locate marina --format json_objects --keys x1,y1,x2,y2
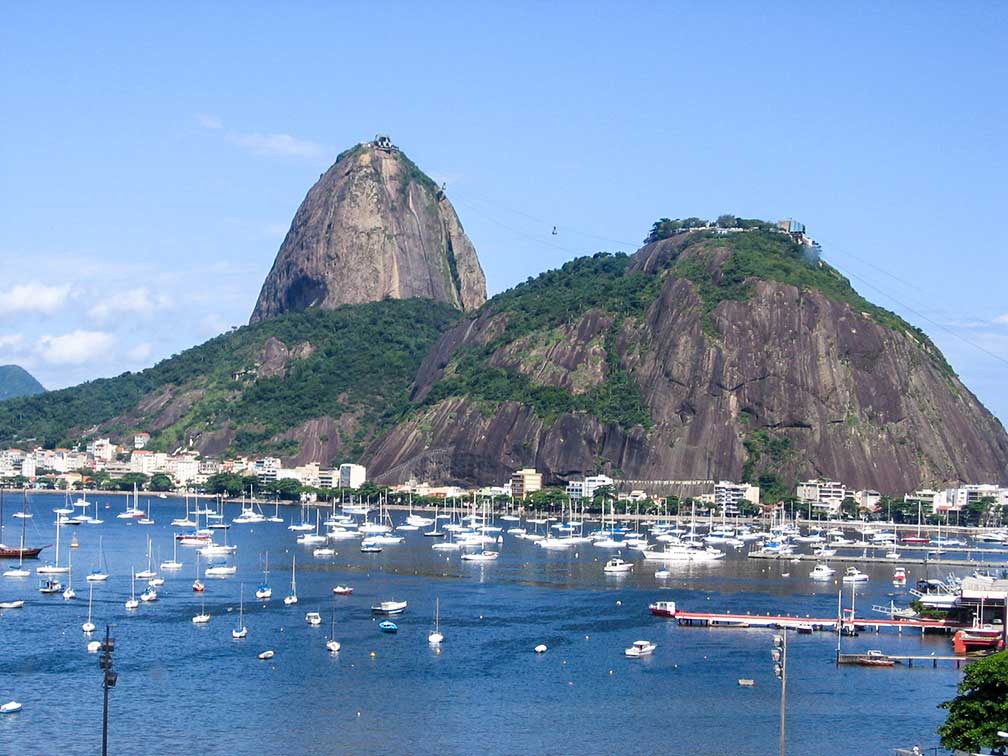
[{"x1": 0, "y1": 492, "x2": 1000, "y2": 754}]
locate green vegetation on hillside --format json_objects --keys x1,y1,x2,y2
[
  {"x1": 418, "y1": 253, "x2": 657, "y2": 431},
  {"x1": 0, "y1": 299, "x2": 460, "y2": 458},
  {"x1": 0, "y1": 365, "x2": 45, "y2": 401}
]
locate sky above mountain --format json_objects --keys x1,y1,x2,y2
[{"x1": 1, "y1": 3, "x2": 1006, "y2": 423}]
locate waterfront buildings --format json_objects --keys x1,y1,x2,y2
[{"x1": 510, "y1": 468, "x2": 542, "y2": 500}]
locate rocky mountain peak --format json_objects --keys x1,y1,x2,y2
[{"x1": 250, "y1": 136, "x2": 486, "y2": 323}]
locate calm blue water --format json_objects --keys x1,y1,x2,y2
[{"x1": 0, "y1": 494, "x2": 962, "y2": 755}]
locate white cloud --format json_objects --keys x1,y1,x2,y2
[
  {"x1": 36, "y1": 330, "x2": 114, "y2": 365},
  {"x1": 127, "y1": 342, "x2": 152, "y2": 362},
  {"x1": 227, "y1": 131, "x2": 325, "y2": 158},
  {"x1": 87, "y1": 287, "x2": 169, "y2": 322},
  {"x1": 0, "y1": 334, "x2": 23, "y2": 350},
  {"x1": 994, "y1": 314, "x2": 1008, "y2": 325},
  {"x1": 196, "y1": 113, "x2": 223, "y2": 130},
  {"x1": 0, "y1": 283, "x2": 71, "y2": 315}
]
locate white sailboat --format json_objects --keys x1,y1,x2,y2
[
  {"x1": 62, "y1": 549, "x2": 76, "y2": 600},
  {"x1": 160, "y1": 535, "x2": 182, "y2": 570},
  {"x1": 255, "y1": 552, "x2": 272, "y2": 599},
  {"x1": 428, "y1": 597, "x2": 443, "y2": 645},
  {"x1": 192, "y1": 598, "x2": 210, "y2": 624},
  {"x1": 82, "y1": 582, "x2": 96, "y2": 633},
  {"x1": 283, "y1": 555, "x2": 298, "y2": 605},
  {"x1": 326, "y1": 605, "x2": 340, "y2": 653},
  {"x1": 37, "y1": 513, "x2": 69, "y2": 574},
  {"x1": 86, "y1": 536, "x2": 109, "y2": 582},
  {"x1": 3, "y1": 534, "x2": 31, "y2": 578},
  {"x1": 232, "y1": 585, "x2": 247, "y2": 638},
  {"x1": 136, "y1": 536, "x2": 157, "y2": 579},
  {"x1": 125, "y1": 568, "x2": 139, "y2": 610}
]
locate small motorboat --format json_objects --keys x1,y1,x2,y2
[
  {"x1": 257, "y1": 650, "x2": 275, "y2": 660},
  {"x1": 371, "y1": 600, "x2": 407, "y2": 615},
  {"x1": 856, "y1": 650, "x2": 894, "y2": 667},
  {"x1": 893, "y1": 568, "x2": 907, "y2": 585},
  {"x1": 842, "y1": 567, "x2": 869, "y2": 584},
  {"x1": 148, "y1": 577, "x2": 165, "y2": 587},
  {"x1": 624, "y1": 640, "x2": 656, "y2": 658},
  {"x1": 378, "y1": 620, "x2": 398, "y2": 633},
  {"x1": 38, "y1": 578, "x2": 63, "y2": 594},
  {"x1": 332, "y1": 585, "x2": 354, "y2": 595},
  {"x1": 603, "y1": 558, "x2": 633, "y2": 574},
  {"x1": 534, "y1": 644, "x2": 548, "y2": 654},
  {"x1": 360, "y1": 543, "x2": 383, "y2": 553},
  {"x1": 0, "y1": 600, "x2": 25, "y2": 609},
  {"x1": 654, "y1": 569, "x2": 671, "y2": 579},
  {"x1": 1, "y1": 701, "x2": 22, "y2": 714},
  {"x1": 305, "y1": 611, "x2": 322, "y2": 626},
  {"x1": 313, "y1": 547, "x2": 335, "y2": 558},
  {"x1": 796, "y1": 623, "x2": 814, "y2": 634},
  {"x1": 192, "y1": 580, "x2": 205, "y2": 592},
  {"x1": 809, "y1": 563, "x2": 836, "y2": 580},
  {"x1": 648, "y1": 601, "x2": 677, "y2": 618}
]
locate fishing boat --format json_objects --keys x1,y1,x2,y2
[
  {"x1": 0, "y1": 491, "x2": 44, "y2": 560},
  {"x1": 809, "y1": 563, "x2": 836, "y2": 580},
  {"x1": 428, "y1": 597, "x2": 443, "y2": 645},
  {"x1": 232, "y1": 586, "x2": 247, "y2": 639},
  {"x1": 371, "y1": 600, "x2": 407, "y2": 615},
  {"x1": 603, "y1": 557, "x2": 634, "y2": 574},
  {"x1": 305, "y1": 611, "x2": 322, "y2": 626},
  {"x1": 38, "y1": 577, "x2": 62, "y2": 594},
  {"x1": 125, "y1": 569, "x2": 139, "y2": 610},
  {"x1": 842, "y1": 567, "x2": 869, "y2": 584},
  {"x1": 332, "y1": 585, "x2": 353, "y2": 596},
  {"x1": 624, "y1": 640, "x2": 656, "y2": 658},
  {"x1": 255, "y1": 552, "x2": 272, "y2": 600},
  {"x1": 82, "y1": 582, "x2": 96, "y2": 633},
  {"x1": 85, "y1": 537, "x2": 110, "y2": 582},
  {"x1": 283, "y1": 555, "x2": 298, "y2": 605},
  {"x1": 192, "y1": 599, "x2": 210, "y2": 624},
  {"x1": 378, "y1": 620, "x2": 398, "y2": 633}
]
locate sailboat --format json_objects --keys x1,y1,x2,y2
[
  {"x1": 140, "y1": 581, "x2": 158, "y2": 602},
  {"x1": 2, "y1": 490, "x2": 43, "y2": 564},
  {"x1": 136, "y1": 536, "x2": 156, "y2": 579},
  {"x1": 232, "y1": 585, "x2": 247, "y2": 638},
  {"x1": 160, "y1": 535, "x2": 182, "y2": 570},
  {"x1": 428, "y1": 597, "x2": 443, "y2": 645},
  {"x1": 326, "y1": 603, "x2": 340, "y2": 653},
  {"x1": 255, "y1": 552, "x2": 272, "y2": 599},
  {"x1": 192, "y1": 552, "x2": 205, "y2": 592},
  {"x1": 62, "y1": 549, "x2": 76, "y2": 599},
  {"x1": 138, "y1": 495, "x2": 154, "y2": 526},
  {"x1": 283, "y1": 555, "x2": 298, "y2": 605},
  {"x1": 125, "y1": 568, "x2": 139, "y2": 610},
  {"x1": 86, "y1": 496, "x2": 103, "y2": 525},
  {"x1": 267, "y1": 500, "x2": 284, "y2": 524},
  {"x1": 192, "y1": 598, "x2": 210, "y2": 624},
  {"x1": 86, "y1": 536, "x2": 109, "y2": 582},
  {"x1": 37, "y1": 513, "x2": 68, "y2": 574},
  {"x1": 82, "y1": 582, "x2": 96, "y2": 633}
]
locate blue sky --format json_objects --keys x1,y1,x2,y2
[{"x1": 1, "y1": 3, "x2": 1006, "y2": 423}]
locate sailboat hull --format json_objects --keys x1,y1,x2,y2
[{"x1": 0, "y1": 546, "x2": 43, "y2": 559}]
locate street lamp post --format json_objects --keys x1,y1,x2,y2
[
  {"x1": 772, "y1": 631, "x2": 788, "y2": 756},
  {"x1": 99, "y1": 625, "x2": 118, "y2": 756}
]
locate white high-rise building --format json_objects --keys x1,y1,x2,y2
[{"x1": 339, "y1": 463, "x2": 366, "y2": 489}]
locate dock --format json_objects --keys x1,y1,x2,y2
[
  {"x1": 747, "y1": 551, "x2": 1008, "y2": 567},
  {"x1": 669, "y1": 609, "x2": 963, "y2": 634},
  {"x1": 835, "y1": 652, "x2": 966, "y2": 668}
]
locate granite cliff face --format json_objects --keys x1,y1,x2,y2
[
  {"x1": 365, "y1": 231, "x2": 1008, "y2": 494},
  {"x1": 250, "y1": 138, "x2": 486, "y2": 323}
]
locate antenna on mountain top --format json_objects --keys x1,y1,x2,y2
[{"x1": 551, "y1": 226, "x2": 557, "y2": 236}]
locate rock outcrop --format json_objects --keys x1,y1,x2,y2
[
  {"x1": 365, "y1": 232, "x2": 1008, "y2": 493},
  {"x1": 250, "y1": 137, "x2": 486, "y2": 323}
]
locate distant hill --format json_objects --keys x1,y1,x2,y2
[
  {"x1": 0, "y1": 365, "x2": 44, "y2": 401},
  {"x1": 0, "y1": 299, "x2": 460, "y2": 463}
]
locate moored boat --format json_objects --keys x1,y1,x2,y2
[{"x1": 624, "y1": 640, "x2": 656, "y2": 658}]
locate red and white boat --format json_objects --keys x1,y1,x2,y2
[
  {"x1": 902, "y1": 536, "x2": 929, "y2": 545},
  {"x1": 332, "y1": 585, "x2": 353, "y2": 595},
  {"x1": 649, "y1": 600, "x2": 677, "y2": 618}
]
